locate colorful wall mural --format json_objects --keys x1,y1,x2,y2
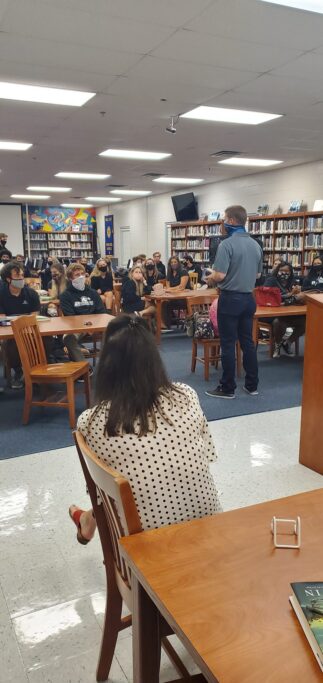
[{"x1": 22, "y1": 205, "x2": 96, "y2": 232}]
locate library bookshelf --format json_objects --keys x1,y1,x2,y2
[
  {"x1": 24, "y1": 230, "x2": 95, "y2": 262},
  {"x1": 170, "y1": 211, "x2": 323, "y2": 274}
]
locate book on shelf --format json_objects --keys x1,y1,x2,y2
[{"x1": 290, "y1": 582, "x2": 323, "y2": 671}]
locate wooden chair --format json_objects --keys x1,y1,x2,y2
[
  {"x1": 11, "y1": 314, "x2": 90, "y2": 428},
  {"x1": 25, "y1": 277, "x2": 41, "y2": 290},
  {"x1": 113, "y1": 283, "x2": 122, "y2": 315},
  {"x1": 188, "y1": 272, "x2": 198, "y2": 289},
  {"x1": 256, "y1": 320, "x2": 299, "y2": 358},
  {"x1": 187, "y1": 296, "x2": 241, "y2": 381},
  {"x1": 74, "y1": 430, "x2": 206, "y2": 683}
]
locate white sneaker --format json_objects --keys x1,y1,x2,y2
[{"x1": 243, "y1": 386, "x2": 259, "y2": 396}]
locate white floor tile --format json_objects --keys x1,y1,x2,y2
[{"x1": 0, "y1": 407, "x2": 322, "y2": 683}]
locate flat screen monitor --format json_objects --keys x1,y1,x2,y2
[{"x1": 171, "y1": 192, "x2": 198, "y2": 221}]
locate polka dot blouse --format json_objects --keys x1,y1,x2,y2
[{"x1": 77, "y1": 383, "x2": 222, "y2": 531}]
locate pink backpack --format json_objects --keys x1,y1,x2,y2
[{"x1": 209, "y1": 298, "x2": 219, "y2": 336}]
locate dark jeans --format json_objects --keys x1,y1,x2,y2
[{"x1": 217, "y1": 291, "x2": 258, "y2": 393}]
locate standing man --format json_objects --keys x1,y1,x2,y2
[
  {"x1": 206, "y1": 205, "x2": 262, "y2": 399},
  {"x1": 153, "y1": 251, "x2": 166, "y2": 279}
]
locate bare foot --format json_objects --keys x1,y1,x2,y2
[{"x1": 69, "y1": 505, "x2": 97, "y2": 542}]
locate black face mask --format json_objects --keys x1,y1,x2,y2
[
  {"x1": 171, "y1": 264, "x2": 179, "y2": 271},
  {"x1": 47, "y1": 261, "x2": 53, "y2": 266},
  {"x1": 278, "y1": 272, "x2": 289, "y2": 282},
  {"x1": 312, "y1": 265, "x2": 323, "y2": 273},
  {"x1": 99, "y1": 266, "x2": 107, "y2": 273},
  {"x1": 146, "y1": 264, "x2": 154, "y2": 270}
]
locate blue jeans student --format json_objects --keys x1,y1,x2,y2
[{"x1": 217, "y1": 290, "x2": 258, "y2": 394}]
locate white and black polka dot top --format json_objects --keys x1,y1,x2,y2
[{"x1": 77, "y1": 382, "x2": 221, "y2": 531}]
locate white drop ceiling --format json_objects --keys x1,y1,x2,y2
[{"x1": 0, "y1": 0, "x2": 323, "y2": 204}]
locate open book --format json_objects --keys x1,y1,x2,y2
[{"x1": 290, "y1": 582, "x2": 323, "y2": 671}]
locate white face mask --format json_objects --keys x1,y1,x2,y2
[{"x1": 72, "y1": 275, "x2": 86, "y2": 291}]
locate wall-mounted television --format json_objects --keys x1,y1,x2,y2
[{"x1": 171, "y1": 192, "x2": 198, "y2": 222}]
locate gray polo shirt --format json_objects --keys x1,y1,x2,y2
[{"x1": 213, "y1": 233, "x2": 262, "y2": 292}]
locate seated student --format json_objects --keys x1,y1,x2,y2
[
  {"x1": 166, "y1": 256, "x2": 190, "y2": 292},
  {"x1": 302, "y1": 255, "x2": 323, "y2": 291},
  {"x1": 122, "y1": 265, "x2": 155, "y2": 318},
  {"x1": 0, "y1": 261, "x2": 40, "y2": 388},
  {"x1": 69, "y1": 315, "x2": 221, "y2": 542},
  {"x1": 59, "y1": 263, "x2": 105, "y2": 363},
  {"x1": 48, "y1": 261, "x2": 67, "y2": 299},
  {"x1": 40, "y1": 256, "x2": 57, "y2": 290},
  {"x1": 153, "y1": 251, "x2": 166, "y2": 278},
  {"x1": 182, "y1": 254, "x2": 203, "y2": 284},
  {"x1": 0, "y1": 249, "x2": 12, "y2": 272},
  {"x1": 79, "y1": 256, "x2": 93, "y2": 275},
  {"x1": 264, "y1": 261, "x2": 305, "y2": 357},
  {"x1": 90, "y1": 258, "x2": 114, "y2": 313},
  {"x1": 144, "y1": 258, "x2": 164, "y2": 291}
]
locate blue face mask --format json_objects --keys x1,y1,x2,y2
[{"x1": 224, "y1": 222, "x2": 246, "y2": 237}]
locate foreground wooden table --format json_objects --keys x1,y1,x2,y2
[
  {"x1": 120, "y1": 489, "x2": 323, "y2": 683},
  {"x1": 299, "y1": 293, "x2": 323, "y2": 474},
  {"x1": 147, "y1": 289, "x2": 218, "y2": 344},
  {"x1": 0, "y1": 313, "x2": 114, "y2": 340}
]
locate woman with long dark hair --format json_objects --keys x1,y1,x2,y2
[
  {"x1": 69, "y1": 315, "x2": 221, "y2": 542},
  {"x1": 90, "y1": 257, "x2": 114, "y2": 312},
  {"x1": 264, "y1": 261, "x2": 305, "y2": 357}
]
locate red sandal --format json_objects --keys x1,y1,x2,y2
[{"x1": 69, "y1": 506, "x2": 90, "y2": 545}]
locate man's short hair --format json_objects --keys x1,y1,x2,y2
[
  {"x1": 153, "y1": 251, "x2": 161, "y2": 257},
  {"x1": 225, "y1": 205, "x2": 247, "y2": 226},
  {"x1": 1, "y1": 261, "x2": 24, "y2": 282},
  {"x1": 66, "y1": 263, "x2": 85, "y2": 280}
]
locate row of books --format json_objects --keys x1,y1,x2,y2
[
  {"x1": 187, "y1": 239, "x2": 209, "y2": 249},
  {"x1": 304, "y1": 234, "x2": 323, "y2": 248},
  {"x1": 49, "y1": 249, "x2": 93, "y2": 257},
  {"x1": 249, "y1": 220, "x2": 274, "y2": 234},
  {"x1": 275, "y1": 236, "x2": 303, "y2": 250},
  {"x1": 172, "y1": 239, "x2": 186, "y2": 249},
  {"x1": 171, "y1": 228, "x2": 186, "y2": 238},
  {"x1": 307, "y1": 216, "x2": 323, "y2": 231},
  {"x1": 173, "y1": 250, "x2": 209, "y2": 262},
  {"x1": 275, "y1": 252, "x2": 302, "y2": 267},
  {"x1": 276, "y1": 218, "x2": 303, "y2": 231}
]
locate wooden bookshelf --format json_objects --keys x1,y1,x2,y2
[
  {"x1": 170, "y1": 211, "x2": 323, "y2": 273},
  {"x1": 24, "y1": 230, "x2": 94, "y2": 261}
]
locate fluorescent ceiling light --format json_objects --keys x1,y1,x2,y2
[
  {"x1": 27, "y1": 186, "x2": 71, "y2": 192},
  {"x1": 218, "y1": 157, "x2": 283, "y2": 167},
  {"x1": 259, "y1": 0, "x2": 323, "y2": 13},
  {"x1": 85, "y1": 196, "x2": 122, "y2": 202},
  {"x1": 110, "y1": 189, "x2": 152, "y2": 196},
  {"x1": 152, "y1": 176, "x2": 203, "y2": 184},
  {"x1": 0, "y1": 140, "x2": 32, "y2": 150},
  {"x1": 55, "y1": 172, "x2": 110, "y2": 180},
  {"x1": 11, "y1": 194, "x2": 50, "y2": 199},
  {"x1": 0, "y1": 81, "x2": 95, "y2": 106},
  {"x1": 61, "y1": 203, "x2": 92, "y2": 208},
  {"x1": 181, "y1": 105, "x2": 282, "y2": 125},
  {"x1": 99, "y1": 148, "x2": 172, "y2": 160}
]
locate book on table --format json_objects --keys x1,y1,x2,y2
[{"x1": 290, "y1": 582, "x2": 323, "y2": 671}]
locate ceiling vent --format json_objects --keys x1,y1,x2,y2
[
  {"x1": 104, "y1": 183, "x2": 127, "y2": 188},
  {"x1": 142, "y1": 172, "x2": 166, "y2": 178},
  {"x1": 210, "y1": 150, "x2": 241, "y2": 158}
]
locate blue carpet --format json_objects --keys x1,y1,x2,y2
[{"x1": 0, "y1": 334, "x2": 303, "y2": 459}]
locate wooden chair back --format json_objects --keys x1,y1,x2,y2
[
  {"x1": 74, "y1": 431, "x2": 142, "y2": 594},
  {"x1": 188, "y1": 271, "x2": 198, "y2": 289},
  {"x1": 113, "y1": 283, "x2": 122, "y2": 315},
  {"x1": 11, "y1": 314, "x2": 46, "y2": 374},
  {"x1": 25, "y1": 277, "x2": 41, "y2": 290},
  {"x1": 187, "y1": 294, "x2": 216, "y2": 316}
]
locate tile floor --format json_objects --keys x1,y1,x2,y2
[{"x1": 0, "y1": 407, "x2": 322, "y2": 683}]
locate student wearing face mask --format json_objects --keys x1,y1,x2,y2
[
  {"x1": 48, "y1": 262, "x2": 67, "y2": 299},
  {"x1": 0, "y1": 250, "x2": 13, "y2": 272},
  {"x1": 40, "y1": 256, "x2": 57, "y2": 290},
  {"x1": 59, "y1": 263, "x2": 105, "y2": 363},
  {"x1": 302, "y1": 256, "x2": 323, "y2": 292},
  {"x1": 0, "y1": 261, "x2": 40, "y2": 388},
  {"x1": 90, "y1": 257, "x2": 114, "y2": 312},
  {"x1": 144, "y1": 258, "x2": 164, "y2": 291},
  {"x1": 264, "y1": 261, "x2": 306, "y2": 357},
  {"x1": 122, "y1": 265, "x2": 155, "y2": 318}
]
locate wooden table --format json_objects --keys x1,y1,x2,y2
[
  {"x1": 146, "y1": 289, "x2": 218, "y2": 344},
  {"x1": 299, "y1": 293, "x2": 323, "y2": 474},
  {"x1": 0, "y1": 313, "x2": 114, "y2": 341},
  {"x1": 253, "y1": 304, "x2": 307, "y2": 343},
  {"x1": 120, "y1": 488, "x2": 323, "y2": 683}
]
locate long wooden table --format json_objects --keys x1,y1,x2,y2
[
  {"x1": 0, "y1": 313, "x2": 114, "y2": 340},
  {"x1": 120, "y1": 488, "x2": 323, "y2": 683},
  {"x1": 146, "y1": 289, "x2": 218, "y2": 344}
]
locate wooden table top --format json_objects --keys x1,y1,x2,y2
[
  {"x1": 147, "y1": 288, "x2": 218, "y2": 301},
  {"x1": 120, "y1": 488, "x2": 323, "y2": 683},
  {"x1": 255, "y1": 304, "x2": 307, "y2": 318},
  {"x1": 0, "y1": 313, "x2": 113, "y2": 340}
]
